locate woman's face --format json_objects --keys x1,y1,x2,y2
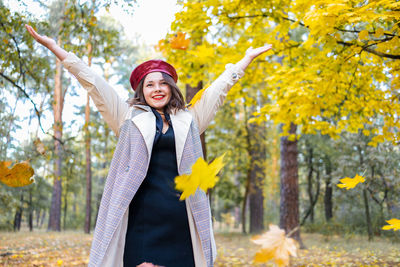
[{"x1": 143, "y1": 72, "x2": 171, "y2": 111}]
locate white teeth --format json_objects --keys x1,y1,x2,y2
[{"x1": 153, "y1": 96, "x2": 164, "y2": 100}]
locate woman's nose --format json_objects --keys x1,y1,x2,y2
[{"x1": 154, "y1": 83, "x2": 161, "y2": 91}]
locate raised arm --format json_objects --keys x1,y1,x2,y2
[
  {"x1": 25, "y1": 24, "x2": 68, "y2": 61},
  {"x1": 25, "y1": 25, "x2": 129, "y2": 136},
  {"x1": 189, "y1": 44, "x2": 272, "y2": 134}
]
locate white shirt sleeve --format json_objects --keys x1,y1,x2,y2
[
  {"x1": 188, "y1": 63, "x2": 245, "y2": 134},
  {"x1": 61, "y1": 53, "x2": 130, "y2": 136}
]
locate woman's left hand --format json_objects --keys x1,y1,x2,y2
[
  {"x1": 235, "y1": 44, "x2": 273, "y2": 71},
  {"x1": 245, "y1": 44, "x2": 273, "y2": 60}
]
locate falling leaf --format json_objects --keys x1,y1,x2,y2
[
  {"x1": 0, "y1": 161, "x2": 35, "y2": 187},
  {"x1": 382, "y1": 218, "x2": 400, "y2": 231},
  {"x1": 251, "y1": 224, "x2": 297, "y2": 267},
  {"x1": 175, "y1": 153, "x2": 225, "y2": 200},
  {"x1": 337, "y1": 174, "x2": 365, "y2": 190},
  {"x1": 34, "y1": 138, "x2": 46, "y2": 155},
  {"x1": 170, "y1": 32, "x2": 190, "y2": 50}
]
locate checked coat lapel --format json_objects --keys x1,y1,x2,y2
[{"x1": 89, "y1": 105, "x2": 214, "y2": 267}]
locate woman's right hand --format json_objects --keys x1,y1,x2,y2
[
  {"x1": 25, "y1": 24, "x2": 56, "y2": 48},
  {"x1": 25, "y1": 24, "x2": 68, "y2": 61}
]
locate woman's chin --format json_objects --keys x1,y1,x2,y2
[{"x1": 150, "y1": 103, "x2": 167, "y2": 111}]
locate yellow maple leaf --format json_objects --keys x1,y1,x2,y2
[
  {"x1": 337, "y1": 174, "x2": 365, "y2": 190},
  {"x1": 251, "y1": 224, "x2": 297, "y2": 267},
  {"x1": 0, "y1": 161, "x2": 35, "y2": 187},
  {"x1": 382, "y1": 218, "x2": 400, "y2": 231},
  {"x1": 170, "y1": 32, "x2": 190, "y2": 50},
  {"x1": 175, "y1": 153, "x2": 225, "y2": 200}
]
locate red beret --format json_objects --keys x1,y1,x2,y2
[{"x1": 129, "y1": 59, "x2": 178, "y2": 91}]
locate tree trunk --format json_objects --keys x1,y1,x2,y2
[
  {"x1": 40, "y1": 210, "x2": 46, "y2": 228},
  {"x1": 36, "y1": 208, "x2": 41, "y2": 227},
  {"x1": 14, "y1": 193, "x2": 24, "y2": 231},
  {"x1": 63, "y1": 178, "x2": 68, "y2": 230},
  {"x1": 84, "y1": 93, "x2": 92, "y2": 234},
  {"x1": 363, "y1": 188, "x2": 373, "y2": 241},
  {"x1": 28, "y1": 189, "x2": 33, "y2": 231},
  {"x1": 84, "y1": 42, "x2": 93, "y2": 234},
  {"x1": 324, "y1": 157, "x2": 333, "y2": 221},
  {"x1": 357, "y1": 145, "x2": 373, "y2": 240},
  {"x1": 279, "y1": 123, "x2": 302, "y2": 245},
  {"x1": 48, "y1": 50, "x2": 64, "y2": 232},
  {"x1": 306, "y1": 143, "x2": 314, "y2": 222},
  {"x1": 249, "y1": 122, "x2": 266, "y2": 233}
]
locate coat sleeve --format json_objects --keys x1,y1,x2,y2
[
  {"x1": 188, "y1": 63, "x2": 245, "y2": 134},
  {"x1": 62, "y1": 52, "x2": 129, "y2": 136}
]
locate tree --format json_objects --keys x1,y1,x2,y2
[{"x1": 159, "y1": 0, "x2": 400, "y2": 240}]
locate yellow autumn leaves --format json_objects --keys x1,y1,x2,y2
[
  {"x1": 174, "y1": 153, "x2": 225, "y2": 200},
  {"x1": 252, "y1": 224, "x2": 298, "y2": 267},
  {"x1": 0, "y1": 161, "x2": 35, "y2": 187},
  {"x1": 336, "y1": 174, "x2": 399, "y2": 231},
  {"x1": 337, "y1": 174, "x2": 365, "y2": 190}
]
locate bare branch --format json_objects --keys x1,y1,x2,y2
[
  {"x1": 0, "y1": 71, "x2": 65, "y2": 145},
  {"x1": 337, "y1": 41, "x2": 400, "y2": 59}
]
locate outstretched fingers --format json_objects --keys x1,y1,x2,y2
[
  {"x1": 25, "y1": 24, "x2": 56, "y2": 48},
  {"x1": 246, "y1": 44, "x2": 273, "y2": 59}
]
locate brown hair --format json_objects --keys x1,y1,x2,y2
[{"x1": 127, "y1": 72, "x2": 186, "y2": 114}]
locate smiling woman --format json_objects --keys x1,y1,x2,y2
[{"x1": 24, "y1": 23, "x2": 272, "y2": 267}]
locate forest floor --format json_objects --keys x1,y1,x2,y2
[{"x1": 0, "y1": 230, "x2": 399, "y2": 266}]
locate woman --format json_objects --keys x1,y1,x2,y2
[{"x1": 25, "y1": 24, "x2": 272, "y2": 267}]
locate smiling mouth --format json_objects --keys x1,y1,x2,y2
[{"x1": 153, "y1": 95, "x2": 165, "y2": 100}]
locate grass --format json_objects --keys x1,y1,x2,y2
[{"x1": 0, "y1": 230, "x2": 399, "y2": 266}]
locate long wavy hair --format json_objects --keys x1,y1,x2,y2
[{"x1": 127, "y1": 72, "x2": 185, "y2": 114}]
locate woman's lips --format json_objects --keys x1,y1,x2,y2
[{"x1": 152, "y1": 95, "x2": 165, "y2": 100}]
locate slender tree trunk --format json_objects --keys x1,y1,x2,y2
[
  {"x1": 40, "y1": 210, "x2": 46, "y2": 228},
  {"x1": 301, "y1": 169, "x2": 320, "y2": 226},
  {"x1": 48, "y1": 48, "x2": 64, "y2": 231},
  {"x1": 324, "y1": 157, "x2": 333, "y2": 221},
  {"x1": 14, "y1": 193, "x2": 24, "y2": 231},
  {"x1": 36, "y1": 208, "x2": 41, "y2": 227},
  {"x1": 28, "y1": 189, "x2": 33, "y2": 231},
  {"x1": 306, "y1": 143, "x2": 314, "y2": 222},
  {"x1": 363, "y1": 188, "x2": 373, "y2": 241},
  {"x1": 63, "y1": 178, "x2": 68, "y2": 230},
  {"x1": 249, "y1": 121, "x2": 266, "y2": 233},
  {"x1": 84, "y1": 42, "x2": 93, "y2": 234},
  {"x1": 84, "y1": 93, "x2": 92, "y2": 234},
  {"x1": 357, "y1": 145, "x2": 373, "y2": 240},
  {"x1": 279, "y1": 123, "x2": 303, "y2": 245}
]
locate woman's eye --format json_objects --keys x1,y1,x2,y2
[{"x1": 146, "y1": 84, "x2": 153, "y2": 87}]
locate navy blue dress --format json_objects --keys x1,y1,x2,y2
[{"x1": 123, "y1": 111, "x2": 195, "y2": 267}]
